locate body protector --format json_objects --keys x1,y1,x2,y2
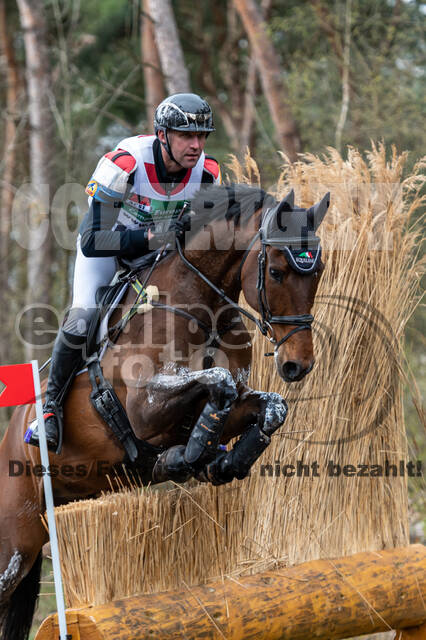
[
  {"x1": 114, "y1": 134, "x2": 207, "y2": 233},
  {"x1": 81, "y1": 135, "x2": 220, "y2": 259},
  {"x1": 86, "y1": 135, "x2": 206, "y2": 232}
]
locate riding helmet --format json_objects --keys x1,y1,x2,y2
[{"x1": 154, "y1": 93, "x2": 215, "y2": 134}]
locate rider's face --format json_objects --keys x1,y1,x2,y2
[{"x1": 159, "y1": 130, "x2": 207, "y2": 169}]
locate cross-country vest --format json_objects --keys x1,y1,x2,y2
[{"x1": 86, "y1": 135, "x2": 220, "y2": 234}]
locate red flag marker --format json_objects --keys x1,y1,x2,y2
[
  {"x1": 0, "y1": 360, "x2": 68, "y2": 639},
  {"x1": 0, "y1": 363, "x2": 36, "y2": 407}
]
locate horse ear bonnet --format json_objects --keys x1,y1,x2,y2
[{"x1": 260, "y1": 191, "x2": 330, "y2": 274}]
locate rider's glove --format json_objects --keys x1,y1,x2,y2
[
  {"x1": 172, "y1": 212, "x2": 192, "y2": 240},
  {"x1": 148, "y1": 213, "x2": 193, "y2": 247},
  {"x1": 146, "y1": 228, "x2": 173, "y2": 249}
]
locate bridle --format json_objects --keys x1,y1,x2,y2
[
  {"x1": 235, "y1": 229, "x2": 316, "y2": 355},
  {"x1": 109, "y1": 203, "x2": 320, "y2": 359},
  {"x1": 173, "y1": 205, "x2": 320, "y2": 357}
]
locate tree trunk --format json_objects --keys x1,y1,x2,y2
[
  {"x1": 309, "y1": 0, "x2": 356, "y2": 95},
  {"x1": 141, "y1": 0, "x2": 165, "y2": 130},
  {"x1": 240, "y1": 0, "x2": 272, "y2": 157},
  {"x1": 240, "y1": 55, "x2": 257, "y2": 156},
  {"x1": 223, "y1": 4, "x2": 244, "y2": 131},
  {"x1": 335, "y1": 0, "x2": 352, "y2": 152},
  {"x1": 0, "y1": 0, "x2": 22, "y2": 364},
  {"x1": 233, "y1": 0, "x2": 301, "y2": 160},
  {"x1": 35, "y1": 546, "x2": 426, "y2": 640},
  {"x1": 147, "y1": 0, "x2": 190, "y2": 94},
  {"x1": 197, "y1": 66, "x2": 240, "y2": 151},
  {"x1": 16, "y1": 0, "x2": 54, "y2": 360}
]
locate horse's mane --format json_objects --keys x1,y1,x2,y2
[{"x1": 190, "y1": 183, "x2": 276, "y2": 232}]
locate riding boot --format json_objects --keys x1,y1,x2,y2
[{"x1": 26, "y1": 330, "x2": 86, "y2": 453}]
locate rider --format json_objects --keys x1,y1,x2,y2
[{"x1": 27, "y1": 93, "x2": 221, "y2": 452}]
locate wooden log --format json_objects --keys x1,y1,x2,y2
[
  {"x1": 35, "y1": 545, "x2": 426, "y2": 640},
  {"x1": 396, "y1": 624, "x2": 426, "y2": 640}
]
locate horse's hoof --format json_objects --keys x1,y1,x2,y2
[
  {"x1": 263, "y1": 394, "x2": 288, "y2": 435},
  {"x1": 152, "y1": 445, "x2": 192, "y2": 483}
]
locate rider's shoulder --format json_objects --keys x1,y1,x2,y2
[
  {"x1": 103, "y1": 149, "x2": 137, "y2": 174},
  {"x1": 115, "y1": 133, "x2": 156, "y2": 156},
  {"x1": 203, "y1": 156, "x2": 221, "y2": 184},
  {"x1": 85, "y1": 146, "x2": 138, "y2": 199}
]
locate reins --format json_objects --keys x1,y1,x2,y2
[
  {"x1": 175, "y1": 230, "x2": 314, "y2": 356},
  {"x1": 107, "y1": 204, "x2": 237, "y2": 350},
  {"x1": 174, "y1": 234, "x2": 268, "y2": 335},
  {"x1": 107, "y1": 203, "x2": 316, "y2": 358}
]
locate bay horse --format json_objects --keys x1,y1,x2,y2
[{"x1": 0, "y1": 183, "x2": 329, "y2": 639}]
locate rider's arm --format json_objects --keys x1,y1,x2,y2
[
  {"x1": 80, "y1": 200, "x2": 151, "y2": 259},
  {"x1": 80, "y1": 150, "x2": 151, "y2": 259}
]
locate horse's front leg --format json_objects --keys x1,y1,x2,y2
[
  {"x1": 136, "y1": 367, "x2": 238, "y2": 483},
  {"x1": 197, "y1": 387, "x2": 288, "y2": 485}
]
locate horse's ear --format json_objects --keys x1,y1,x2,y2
[
  {"x1": 311, "y1": 192, "x2": 330, "y2": 231},
  {"x1": 277, "y1": 188, "x2": 295, "y2": 213}
]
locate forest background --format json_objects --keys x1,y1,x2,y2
[{"x1": 0, "y1": 0, "x2": 424, "y2": 527}]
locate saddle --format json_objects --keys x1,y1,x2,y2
[
  {"x1": 84, "y1": 249, "x2": 166, "y2": 465},
  {"x1": 85, "y1": 248, "x2": 165, "y2": 356}
]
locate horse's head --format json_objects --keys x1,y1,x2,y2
[{"x1": 241, "y1": 189, "x2": 330, "y2": 382}]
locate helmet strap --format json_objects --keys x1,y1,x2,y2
[{"x1": 158, "y1": 129, "x2": 182, "y2": 167}]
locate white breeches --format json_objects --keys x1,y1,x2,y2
[{"x1": 63, "y1": 235, "x2": 117, "y2": 335}]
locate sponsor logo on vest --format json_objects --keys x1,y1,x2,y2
[{"x1": 123, "y1": 198, "x2": 189, "y2": 225}]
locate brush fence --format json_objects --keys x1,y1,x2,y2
[
  {"x1": 37, "y1": 146, "x2": 424, "y2": 637},
  {"x1": 35, "y1": 545, "x2": 426, "y2": 640}
]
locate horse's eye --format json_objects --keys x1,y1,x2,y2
[{"x1": 269, "y1": 268, "x2": 283, "y2": 282}]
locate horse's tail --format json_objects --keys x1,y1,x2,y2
[{"x1": 0, "y1": 551, "x2": 42, "y2": 640}]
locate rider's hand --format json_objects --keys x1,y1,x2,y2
[
  {"x1": 146, "y1": 227, "x2": 173, "y2": 248},
  {"x1": 148, "y1": 213, "x2": 192, "y2": 247},
  {"x1": 172, "y1": 212, "x2": 192, "y2": 240}
]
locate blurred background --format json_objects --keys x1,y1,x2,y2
[{"x1": 0, "y1": 1, "x2": 423, "y2": 634}]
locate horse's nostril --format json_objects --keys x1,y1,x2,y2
[{"x1": 282, "y1": 361, "x2": 303, "y2": 381}]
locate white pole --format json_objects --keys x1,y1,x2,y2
[{"x1": 31, "y1": 360, "x2": 69, "y2": 640}]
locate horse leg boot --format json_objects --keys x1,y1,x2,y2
[
  {"x1": 152, "y1": 369, "x2": 238, "y2": 483},
  {"x1": 200, "y1": 392, "x2": 288, "y2": 485},
  {"x1": 26, "y1": 330, "x2": 86, "y2": 453}
]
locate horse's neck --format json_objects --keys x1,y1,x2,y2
[
  {"x1": 165, "y1": 249, "x2": 240, "y2": 310},
  {"x1": 180, "y1": 213, "x2": 261, "y2": 302}
]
